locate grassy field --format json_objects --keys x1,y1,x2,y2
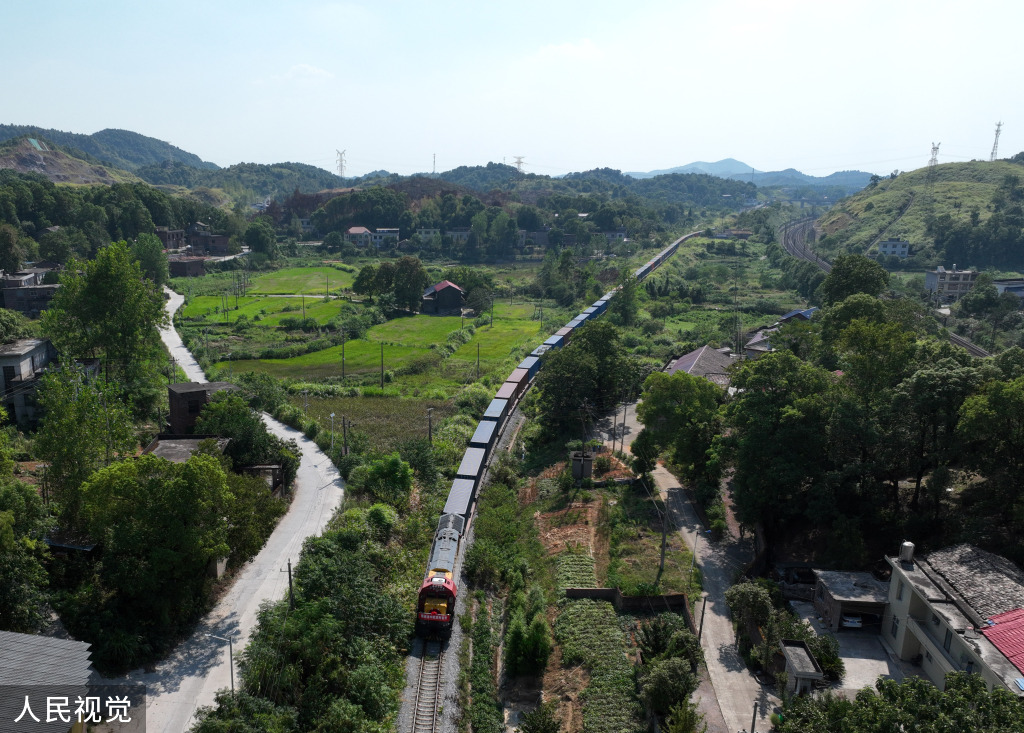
[
  {"x1": 247, "y1": 266, "x2": 355, "y2": 295},
  {"x1": 296, "y1": 394, "x2": 457, "y2": 453},
  {"x1": 182, "y1": 295, "x2": 344, "y2": 326},
  {"x1": 219, "y1": 338, "x2": 431, "y2": 380}
]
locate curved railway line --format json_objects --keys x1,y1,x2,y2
[{"x1": 778, "y1": 218, "x2": 992, "y2": 358}]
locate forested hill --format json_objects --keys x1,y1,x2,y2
[
  {"x1": 0, "y1": 125, "x2": 218, "y2": 172},
  {"x1": 814, "y1": 157, "x2": 1024, "y2": 271},
  {"x1": 0, "y1": 137, "x2": 142, "y2": 185},
  {"x1": 135, "y1": 160, "x2": 346, "y2": 203}
]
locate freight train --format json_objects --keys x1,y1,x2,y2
[{"x1": 415, "y1": 232, "x2": 695, "y2": 636}]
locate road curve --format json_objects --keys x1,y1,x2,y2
[{"x1": 109, "y1": 288, "x2": 345, "y2": 732}]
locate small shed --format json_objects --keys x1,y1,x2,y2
[
  {"x1": 813, "y1": 570, "x2": 889, "y2": 631},
  {"x1": 421, "y1": 280, "x2": 466, "y2": 315},
  {"x1": 780, "y1": 639, "x2": 824, "y2": 695}
]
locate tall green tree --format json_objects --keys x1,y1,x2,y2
[
  {"x1": 41, "y1": 241, "x2": 166, "y2": 378},
  {"x1": 391, "y1": 255, "x2": 430, "y2": 311},
  {"x1": 131, "y1": 232, "x2": 169, "y2": 287},
  {"x1": 35, "y1": 366, "x2": 136, "y2": 523},
  {"x1": 815, "y1": 254, "x2": 889, "y2": 306},
  {"x1": 0, "y1": 477, "x2": 51, "y2": 632},
  {"x1": 637, "y1": 371, "x2": 723, "y2": 486},
  {"x1": 244, "y1": 217, "x2": 278, "y2": 259}
]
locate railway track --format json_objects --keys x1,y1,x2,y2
[
  {"x1": 778, "y1": 218, "x2": 993, "y2": 359},
  {"x1": 411, "y1": 641, "x2": 444, "y2": 733}
]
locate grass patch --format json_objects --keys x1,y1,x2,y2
[
  {"x1": 247, "y1": 266, "x2": 355, "y2": 294},
  {"x1": 295, "y1": 394, "x2": 456, "y2": 454}
]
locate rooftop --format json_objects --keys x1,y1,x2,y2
[
  {"x1": 0, "y1": 338, "x2": 49, "y2": 357},
  {"x1": 665, "y1": 344, "x2": 737, "y2": 385},
  {"x1": 982, "y1": 608, "x2": 1024, "y2": 675},
  {"x1": 813, "y1": 570, "x2": 889, "y2": 604},
  {"x1": 920, "y1": 544, "x2": 1024, "y2": 621},
  {"x1": 0, "y1": 630, "x2": 93, "y2": 685},
  {"x1": 143, "y1": 435, "x2": 229, "y2": 463},
  {"x1": 167, "y1": 381, "x2": 237, "y2": 395}
]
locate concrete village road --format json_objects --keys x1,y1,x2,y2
[{"x1": 96, "y1": 288, "x2": 344, "y2": 732}]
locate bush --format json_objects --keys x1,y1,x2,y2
[
  {"x1": 640, "y1": 657, "x2": 697, "y2": 716},
  {"x1": 594, "y1": 455, "x2": 612, "y2": 476}
]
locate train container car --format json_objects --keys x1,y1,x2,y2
[
  {"x1": 554, "y1": 326, "x2": 573, "y2": 344},
  {"x1": 582, "y1": 306, "x2": 598, "y2": 319},
  {"x1": 504, "y1": 368, "x2": 529, "y2": 401},
  {"x1": 456, "y1": 447, "x2": 488, "y2": 488},
  {"x1": 531, "y1": 344, "x2": 551, "y2": 359},
  {"x1": 468, "y1": 420, "x2": 499, "y2": 453},
  {"x1": 482, "y1": 397, "x2": 510, "y2": 425},
  {"x1": 416, "y1": 514, "x2": 463, "y2": 635},
  {"x1": 443, "y1": 478, "x2": 477, "y2": 519},
  {"x1": 591, "y1": 299, "x2": 608, "y2": 315},
  {"x1": 518, "y1": 355, "x2": 540, "y2": 380},
  {"x1": 543, "y1": 334, "x2": 565, "y2": 349},
  {"x1": 494, "y1": 381, "x2": 518, "y2": 402}
]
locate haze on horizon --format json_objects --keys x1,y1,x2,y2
[{"x1": 4, "y1": 0, "x2": 1020, "y2": 179}]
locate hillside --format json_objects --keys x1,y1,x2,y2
[
  {"x1": 814, "y1": 159, "x2": 1024, "y2": 270},
  {"x1": 627, "y1": 159, "x2": 872, "y2": 194},
  {"x1": 627, "y1": 158, "x2": 757, "y2": 178},
  {"x1": 136, "y1": 160, "x2": 345, "y2": 203},
  {"x1": 0, "y1": 125, "x2": 218, "y2": 172},
  {"x1": 0, "y1": 137, "x2": 142, "y2": 185}
]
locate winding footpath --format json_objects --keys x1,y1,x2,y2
[{"x1": 104, "y1": 288, "x2": 344, "y2": 732}]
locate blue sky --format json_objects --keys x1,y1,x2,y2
[{"x1": 5, "y1": 1, "x2": 1021, "y2": 177}]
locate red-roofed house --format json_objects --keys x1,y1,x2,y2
[
  {"x1": 982, "y1": 608, "x2": 1024, "y2": 678},
  {"x1": 421, "y1": 280, "x2": 465, "y2": 315},
  {"x1": 345, "y1": 226, "x2": 372, "y2": 247}
]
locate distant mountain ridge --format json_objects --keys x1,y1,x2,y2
[
  {"x1": 628, "y1": 158, "x2": 873, "y2": 192},
  {"x1": 0, "y1": 124, "x2": 219, "y2": 172}
]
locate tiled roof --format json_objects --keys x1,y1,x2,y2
[
  {"x1": 666, "y1": 345, "x2": 737, "y2": 382},
  {"x1": 423, "y1": 280, "x2": 464, "y2": 297},
  {"x1": 982, "y1": 608, "x2": 1024, "y2": 675},
  {"x1": 922, "y1": 544, "x2": 1024, "y2": 620},
  {"x1": 0, "y1": 631, "x2": 93, "y2": 685}
]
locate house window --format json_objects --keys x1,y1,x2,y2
[
  {"x1": 925, "y1": 650, "x2": 933, "y2": 663},
  {"x1": 944, "y1": 629, "x2": 952, "y2": 652},
  {"x1": 896, "y1": 580, "x2": 905, "y2": 601},
  {"x1": 891, "y1": 616, "x2": 900, "y2": 638}
]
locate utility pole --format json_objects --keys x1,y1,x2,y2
[
  {"x1": 342, "y1": 416, "x2": 349, "y2": 456},
  {"x1": 330, "y1": 412, "x2": 335, "y2": 453},
  {"x1": 427, "y1": 407, "x2": 433, "y2": 445},
  {"x1": 281, "y1": 559, "x2": 294, "y2": 610},
  {"x1": 751, "y1": 701, "x2": 759, "y2": 733},
  {"x1": 380, "y1": 342, "x2": 384, "y2": 388},
  {"x1": 341, "y1": 329, "x2": 346, "y2": 379},
  {"x1": 476, "y1": 343, "x2": 480, "y2": 379},
  {"x1": 302, "y1": 390, "x2": 308, "y2": 414},
  {"x1": 698, "y1": 594, "x2": 708, "y2": 643}
]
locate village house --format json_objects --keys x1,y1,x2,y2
[
  {"x1": 0, "y1": 338, "x2": 57, "y2": 426},
  {"x1": 154, "y1": 226, "x2": 186, "y2": 249},
  {"x1": 925, "y1": 266, "x2": 979, "y2": 301},
  {"x1": 664, "y1": 345, "x2": 737, "y2": 389},
  {"x1": 166, "y1": 382, "x2": 238, "y2": 434},
  {"x1": 882, "y1": 542, "x2": 1024, "y2": 695},
  {"x1": 421, "y1": 280, "x2": 466, "y2": 315},
  {"x1": 877, "y1": 239, "x2": 911, "y2": 258},
  {"x1": 344, "y1": 226, "x2": 372, "y2": 247}
]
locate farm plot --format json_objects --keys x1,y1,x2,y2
[
  {"x1": 554, "y1": 597, "x2": 644, "y2": 733},
  {"x1": 299, "y1": 395, "x2": 457, "y2": 453},
  {"x1": 557, "y1": 551, "x2": 598, "y2": 593}
]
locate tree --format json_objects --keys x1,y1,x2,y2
[
  {"x1": 637, "y1": 371, "x2": 723, "y2": 485},
  {"x1": 640, "y1": 657, "x2": 697, "y2": 715},
  {"x1": 0, "y1": 480, "x2": 51, "y2": 632},
  {"x1": 664, "y1": 702, "x2": 707, "y2": 733},
  {"x1": 131, "y1": 232, "x2": 169, "y2": 287},
  {"x1": 391, "y1": 255, "x2": 430, "y2": 311},
  {"x1": 779, "y1": 672, "x2": 1024, "y2": 733},
  {"x1": 346, "y1": 453, "x2": 413, "y2": 509},
  {"x1": 41, "y1": 241, "x2": 166, "y2": 380},
  {"x1": 193, "y1": 393, "x2": 300, "y2": 489},
  {"x1": 610, "y1": 271, "x2": 639, "y2": 326},
  {"x1": 244, "y1": 217, "x2": 278, "y2": 259},
  {"x1": 516, "y1": 701, "x2": 560, "y2": 733},
  {"x1": 815, "y1": 254, "x2": 889, "y2": 306},
  {"x1": 0, "y1": 222, "x2": 26, "y2": 273},
  {"x1": 35, "y1": 366, "x2": 136, "y2": 523},
  {"x1": 60, "y1": 453, "x2": 231, "y2": 670},
  {"x1": 0, "y1": 308, "x2": 30, "y2": 344},
  {"x1": 352, "y1": 263, "x2": 377, "y2": 298}
]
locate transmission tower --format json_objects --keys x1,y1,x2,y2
[
  {"x1": 336, "y1": 149, "x2": 346, "y2": 178},
  {"x1": 928, "y1": 142, "x2": 941, "y2": 168},
  {"x1": 513, "y1": 156, "x2": 525, "y2": 173},
  {"x1": 990, "y1": 122, "x2": 1002, "y2": 162}
]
